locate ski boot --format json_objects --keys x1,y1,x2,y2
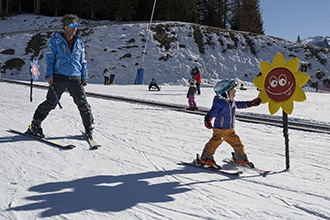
[
  {"x1": 25, "y1": 120, "x2": 45, "y2": 138},
  {"x1": 195, "y1": 154, "x2": 221, "y2": 169},
  {"x1": 231, "y1": 152, "x2": 254, "y2": 168}
]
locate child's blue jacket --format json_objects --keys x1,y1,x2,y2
[{"x1": 207, "y1": 96, "x2": 248, "y2": 129}]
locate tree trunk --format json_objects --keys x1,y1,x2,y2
[
  {"x1": 34, "y1": 0, "x2": 40, "y2": 15},
  {"x1": 0, "y1": 0, "x2": 3, "y2": 17}
]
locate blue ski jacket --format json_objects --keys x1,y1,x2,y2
[
  {"x1": 207, "y1": 96, "x2": 248, "y2": 129},
  {"x1": 45, "y1": 32, "x2": 88, "y2": 80}
]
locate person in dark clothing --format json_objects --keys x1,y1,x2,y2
[
  {"x1": 186, "y1": 78, "x2": 198, "y2": 110},
  {"x1": 103, "y1": 67, "x2": 110, "y2": 85},
  {"x1": 26, "y1": 14, "x2": 94, "y2": 139},
  {"x1": 191, "y1": 66, "x2": 202, "y2": 95},
  {"x1": 148, "y1": 78, "x2": 160, "y2": 91}
]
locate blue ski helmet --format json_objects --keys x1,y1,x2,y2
[{"x1": 213, "y1": 79, "x2": 238, "y2": 96}]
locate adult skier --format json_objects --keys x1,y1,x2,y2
[{"x1": 26, "y1": 14, "x2": 94, "y2": 139}]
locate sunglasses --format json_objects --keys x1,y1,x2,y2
[{"x1": 68, "y1": 23, "x2": 78, "y2": 28}]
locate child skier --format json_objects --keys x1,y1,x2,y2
[
  {"x1": 198, "y1": 79, "x2": 261, "y2": 168},
  {"x1": 191, "y1": 66, "x2": 202, "y2": 95},
  {"x1": 186, "y1": 78, "x2": 198, "y2": 110}
]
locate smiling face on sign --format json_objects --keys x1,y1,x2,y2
[
  {"x1": 252, "y1": 52, "x2": 310, "y2": 115},
  {"x1": 265, "y1": 67, "x2": 296, "y2": 102}
]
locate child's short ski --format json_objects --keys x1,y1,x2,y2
[
  {"x1": 223, "y1": 158, "x2": 271, "y2": 176},
  {"x1": 180, "y1": 161, "x2": 243, "y2": 176},
  {"x1": 180, "y1": 153, "x2": 242, "y2": 176},
  {"x1": 7, "y1": 129, "x2": 76, "y2": 149}
]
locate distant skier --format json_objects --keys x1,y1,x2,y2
[
  {"x1": 186, "y1": 78, "x2": 198, "y2": 110},
  {"x1": 103, "y1": 67, "x2": 111, "y2": 85},
  {"x1": 148, "y1": 78, "x2": 160, "y2": 91},
  {"x1": 191, "y1": 66, "x2": 202, "y2": 95},
  {"x1": 239, "y1": 83, "x2": 247, "y2": 90},
  {"x1": 198, "y1": 79, "x2": 261, "y2": 168}
]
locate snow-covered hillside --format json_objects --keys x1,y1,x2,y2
[
  {"x1": 0, "y1": 14, "x2": 330, "y2": 88},
  {"x1": 1, "y1": 13, "x2": 330, "y2": 220},
  {"x1": 302, "y1": 36, "x2": 330, "y2": 48},
  {"x1": 0, "y1": 81, "x2": 329, "y2": 219}
]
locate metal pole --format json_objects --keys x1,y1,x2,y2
[
  {"x1": 140, "y1": 0, "x2": 157, "y2": 69},
  {"x1": 30, "y1": 74, "x2": 33, "y2": 102},
  {"x1": 50, "y1": 84, "x2": 63, "y2": 109},
  {"x1": 282, "y1": 110, "x2": 290, "y2": 170}
]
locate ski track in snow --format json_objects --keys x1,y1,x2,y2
[{"x1": 1, "y1": 82, "x2": 330, "y2": 219}]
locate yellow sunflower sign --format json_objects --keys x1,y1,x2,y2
[
  {"x1": 253, "y1": 52, "x2": 310, "y2": 169},
  {"x1": 253, "y1": 52, "x2": 310, "y2": 115}
]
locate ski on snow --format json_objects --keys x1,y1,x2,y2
[
  {"x1": 180, "y1": 154, "x2": 243, "y2": 176},
  {"x1": 222, "y1": 158, "x2": 271, "y2": 176},
  {"x1": 7, "y1": 129, "x2": 76, "y2": 149},
  {"x1": 81, "y1": 131, "x2": 102, "y2": 150},
  {"x1": 180, "y1": 161, "x2": 243, "y2": 176}
]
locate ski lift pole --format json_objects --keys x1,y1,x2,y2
[{"x1": 140, "y1": 0, "x2": 157, "y2": 69}]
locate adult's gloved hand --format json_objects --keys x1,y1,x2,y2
[
  {"x1": 81, "y1": 80, "x2": 88, "y2": 86},
  {"x1": 247, "y1": 97, "x2": 261, "y2": 107},
  {"x1": 204, "y1": 114, "x2": 213, "y2": 129}
]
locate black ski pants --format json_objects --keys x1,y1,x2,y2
[{"x1": 33, "y1": 74, "x2": 94, "y2": 130}]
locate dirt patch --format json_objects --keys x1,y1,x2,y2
[{"x1": 151, "y1": 24, "x2": 177, "y2": 50}]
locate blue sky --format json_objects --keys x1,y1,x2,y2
[{"x1": 260, "y1": 0, "x2": 330, "y2": 41}]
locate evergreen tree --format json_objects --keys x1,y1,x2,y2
[
  {"x1": 34, "y1": 0, "x2": 41, "y2": 15},
  {"x1": 196, "y1": 0, "x2": 229, "y2": 28},
  {"x1": 228, "y1": 0, "x2": 241, "y2": 30},
  {"x1": 136, "y1": 0, "x2": 154, "y2": 21},
  {"x1": 240, "y1": 0, "x2": 264, "y2": 34},
  {"x1": 0, "y1": 0, "x2": 265, "y2": 35},
  {"x1": 296, "y1": 35, "x2": 301, "y2": 43},
  {"x1": 154, "y1": 0, "x2": 197, "y2": 23},
  {"x1": 229, "y1": 0, "x2": 264, "y2": 34},
  {"x1": 0, "y1": 0, "x2": 3, "y2": 16},
  {"x1": 196, "y1": 0, "x2": 207, "y2": 24},
  {"x1": 119, "y1": 0, "x2": 138, "y2": 21}
]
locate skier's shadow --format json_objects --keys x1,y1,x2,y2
[{"x1": 6, "y1": 166, "x2": 237, "y2": 218}]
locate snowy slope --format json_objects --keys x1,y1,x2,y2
[
  {"x1": 0, "y1": 14, "x2": 329, "y2": 87},
  {"x1": 0, "y1": 81, "x2": 329, "y2": 220}
]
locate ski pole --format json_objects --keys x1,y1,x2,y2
[
  {"x1": 81, "y1": 74, "x2": 96, "y2": 85},
  {"x1": 50, "y1": 84, "x2": 63, "y2": 109}
]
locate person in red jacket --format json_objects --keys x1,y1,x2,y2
[{"x1": 191, "y1": 66, "x2": 202, "y2": 95}]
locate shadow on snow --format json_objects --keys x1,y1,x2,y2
[{"x1": 7, "y1": 166, "x2": 239, "y2": 218}]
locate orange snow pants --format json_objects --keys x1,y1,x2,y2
[{"x1": 201, "y1": 128, "x2": 248, "y2": 161}]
